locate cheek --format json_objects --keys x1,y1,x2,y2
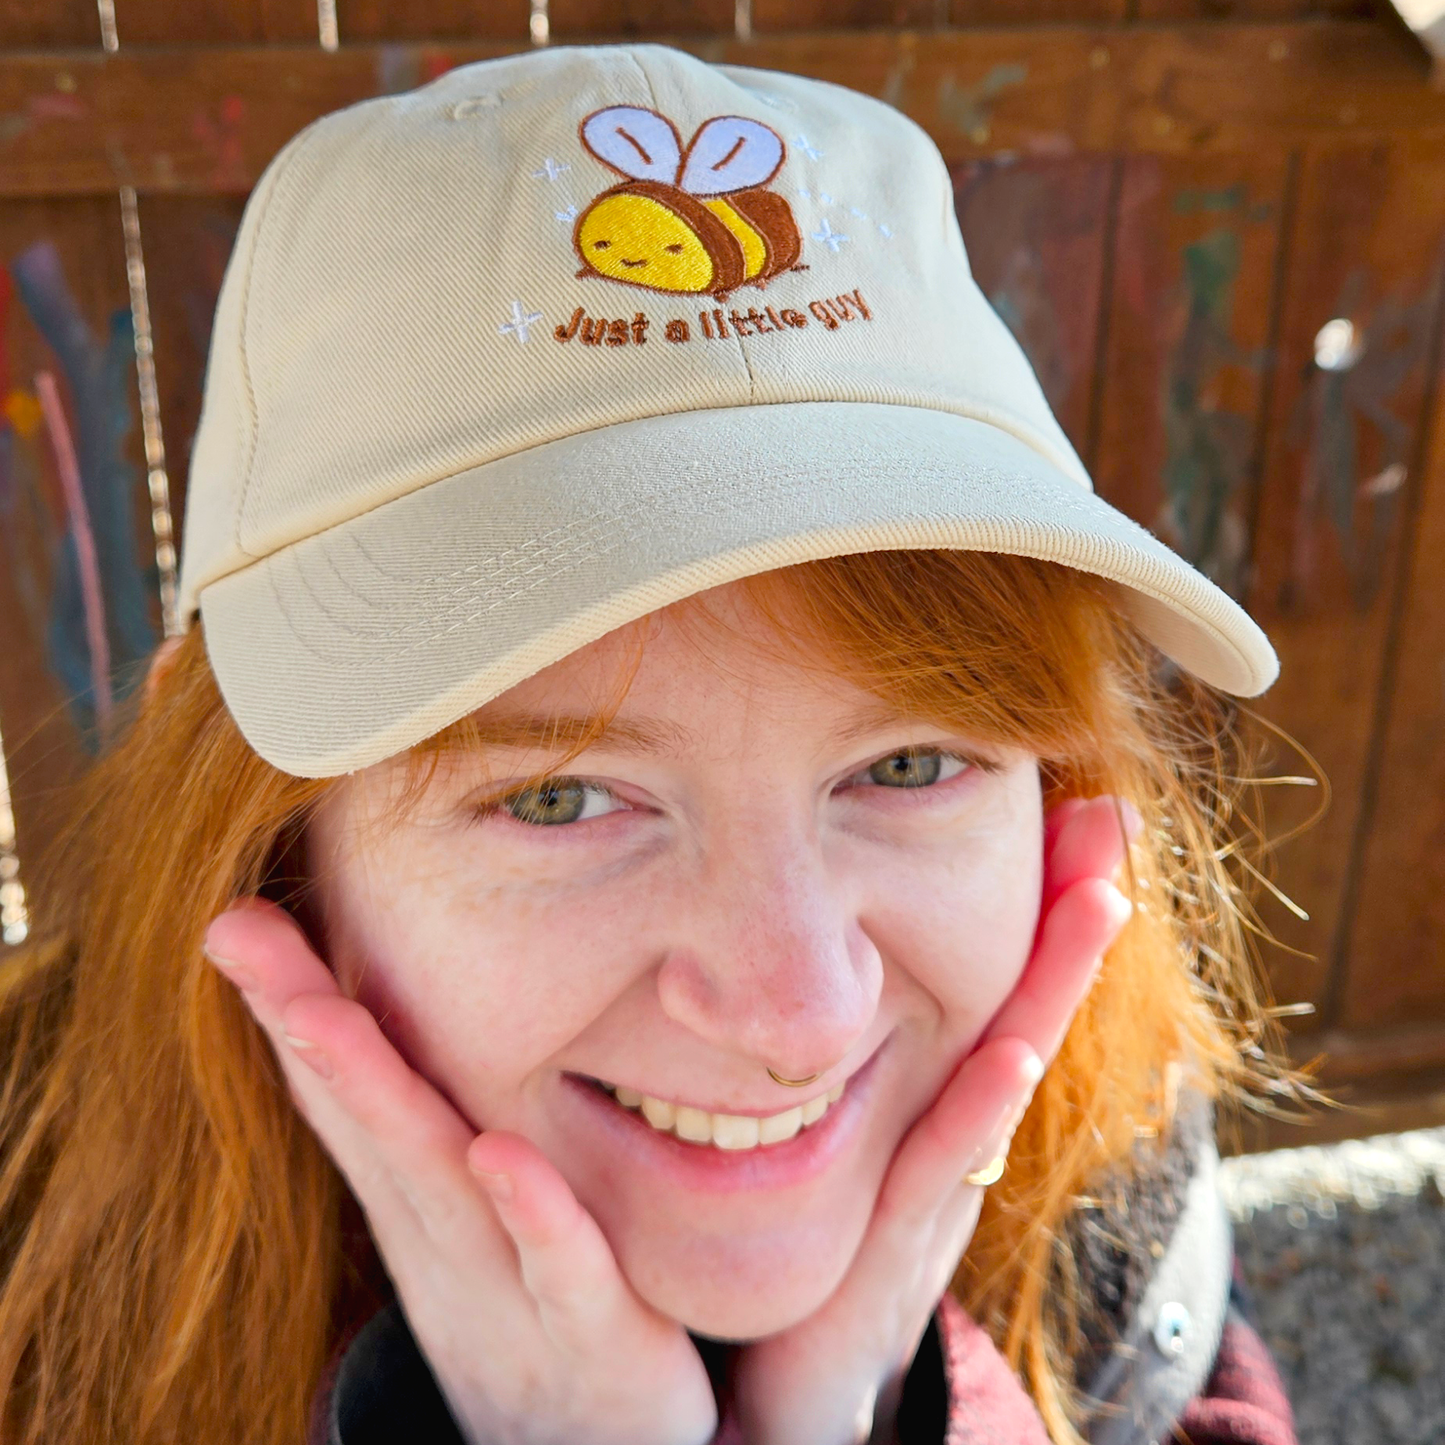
[
  {"x1": 318, "y1": 841, "x2": 653, "y2": 1109},
  {"x1": 856, "y1": 814, "x2": 1044, "y2": 1040}
]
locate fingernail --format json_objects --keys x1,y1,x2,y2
[
  {"x1": 1121, "y1": 799, "x2": 1144, "y2": 841},
  {"x1": 203, "y1": 944, "x2": 259, "y2": 994},
  {"x1": 282, "y1": 1033, "x2": 334, "y2": 1080},
  {"x1": 474, "y1": 1169, "x2": 514, "y2": 1203}
]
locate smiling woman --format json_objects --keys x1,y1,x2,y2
[{"x1": 0, "y1": 41, "x2": 1303, "y2": 1445}]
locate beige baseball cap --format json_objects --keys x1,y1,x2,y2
[{"x1": 177, "y1": 42, "x2": 1278, "y2": 778}]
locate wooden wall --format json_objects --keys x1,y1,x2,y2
[{"x1": 2, "y1": 0, "x2": 1444, "y2": 1146}]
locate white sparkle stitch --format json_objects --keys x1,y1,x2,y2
[
  {"x1": 811, "y1": 218, "x2": 849, "y2": 252},
  {"x1": 531, "y1": 157, "x2": 570, "y2": 181},
  {"x1": 499, "y1": 300, "x2": 544, "y2": 344},
  {"x1": 795, "y1": 134, "x2": 823, "y2": 159}
]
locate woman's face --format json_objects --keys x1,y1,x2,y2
[{"x1": 306, "y1": 581, "x2": 1044, "y2": 1340}]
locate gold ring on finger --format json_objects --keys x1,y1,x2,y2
[{"x1": 964, "y1": 1155, "x2": 1006, "y2": 1188}]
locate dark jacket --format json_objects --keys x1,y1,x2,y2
[{"x1": 310, "y1": 1097, "x2": 1297, "y2": 1445}]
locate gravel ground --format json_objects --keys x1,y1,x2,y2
[{"x1": 1219, "y1": 1129, "x2": 1445, "y2": 1445}]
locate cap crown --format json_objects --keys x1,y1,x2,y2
[{"x1": 178, "y1": 43, "x2": 1086, "y2": 615}]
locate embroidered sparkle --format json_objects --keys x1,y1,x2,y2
[
  {"x1": 531, "y1": 157, "x2": 571, "y2": 181},
  {"x1": 811, "y1": 218, "x2": 849, "y2": 251},
  {"x1": 554, "y1": 203, "x2": 579, "y2": 223},
  {"x1": 795, "y1": 133, "x2": 824, "y2": 159},
  {"x1": 878, "y1": 223, "x2": 894, "y2": 239},
  {"x1": 499, "y1": 300, "x2": 544, "y2": 344}
]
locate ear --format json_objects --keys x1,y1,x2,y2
[
  {"x1": 579, "y1": 106, "x2": 683, "y2": 183},
  {"x1": 144, "y1": 634, "x2": 186, "y2": 703},
  {"x1": 679, "y1": 116, "x2": 785, "y2": 196}
]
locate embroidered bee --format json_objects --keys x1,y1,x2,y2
[{"x1": 572, "y1": 106, "x2": 806, "y2": 302}]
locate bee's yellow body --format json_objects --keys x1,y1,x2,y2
[{"x1": 574, "y1": 179, "x2": 797, "y2": 301}]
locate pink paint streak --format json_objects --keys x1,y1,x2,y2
[{"x1": 36, "y1": 370, "x2": 111, "y2": 735}]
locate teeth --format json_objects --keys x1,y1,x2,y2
[
  {"x1": 758, "y1": 1106, "x2": 803, "y2": 1144},
  {"x1": 603, "y1": 1078, "x2": 848, "y2": 1151},
  {"x1": 674, "y1": 1105, "x2": 712, "y2": 1144},
  {"x1": 640, "y1": 1095, "x2": 675, "y2": 1131}
]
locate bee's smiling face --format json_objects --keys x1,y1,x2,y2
[{"x1": 579, "y1": 193, "x2": 714, "y2": 293}]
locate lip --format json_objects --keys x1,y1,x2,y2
[{"x1": 557, "y1": 1040, "x2": 887, "y2": 1196}]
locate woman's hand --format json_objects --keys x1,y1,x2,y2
[
  {"x1": 728, "y1": 793, "x2": 1140, "y2": 1445},
  {"x1": 203, "y1": 901, "x2": 718, "y2": 1445}
]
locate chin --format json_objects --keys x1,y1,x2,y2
[{"x1": 617, "y1": 1223, "x2": 861, "y2": 1341}]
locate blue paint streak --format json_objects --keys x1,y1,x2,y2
[{"x1": 11, "y1": 241, "x2": 157, "y2": 743}]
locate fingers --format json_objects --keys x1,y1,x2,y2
[
  {"x1": 1041, "y1": 794, "x2": 1090, "y2": 863},
  {"x1": 467, "y1": 1132, "x2": 647, "y2": 1348},
  {"x1": 203, "y1": 896, "x2": 342, "y2": 1025},
  {"x1": 983, "y1": 875, "x2": 1132, "y2": 1067},
  {"x1": 876, "y1": 1036, "x2": 1041, "y2": 1233},
  {"x1": 204, "y1": 900, "x2": 499, "y2": 1263},
  {"x1": 1041, "y1": 793, "x2": 1141, "y2": 914}
]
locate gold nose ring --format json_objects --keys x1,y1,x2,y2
[{"x1": 767, "y1": 1068, "x2": 823, "y2": 1088}]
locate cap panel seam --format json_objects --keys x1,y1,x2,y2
[
  {"x1": 230, "y1": 118, "x2": 336, "y2": 563},
  {"x1": 626, "y1": 45, "x2": 757, "y2": 396}
]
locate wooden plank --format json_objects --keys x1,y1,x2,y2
[
  {"x1": 1225, "y1": 1069, "x2": 1445, "y2": 1153},
  {"x1": 548, "y1": 0, "x2": 736, "y2": 35},
  {"x1": 951, "y1": 154, "x2": 1114, "y2": 450},
  {"x1": 1242, "y1": 141, "x2": 1445, "y2": 1032},
  {"x1": 0, "y1": 197, "x2": 160, "y2": 958},
  {"x1": 950, "y1": 0, "x2": 1123, "y2": 20},
  {"x1": 336, "y1": 0, "x2": 529, "y2": 41},
  {"x1": 1092, "y1": 154, "x2": 1291, "y2": 603},
  {"x1": 0, "y1": 0, "x2": 97, "y2": 49},
  {"x1": 0, "y1": 25, "x2": 1441, "y2": 197},
  {"x1": 1138, "y1": 0, "x2": 1369, "y2": 22},
  {"x1": 752, "y1": 0, "x2": 1129, "y2": 25},
  {"x1": 1337, "y1": 302, "x2": 1445, "y2": 1032},
  {"x1": 111, "y1": 0, "x2": 320, "y2": 45},
  {"x1": 754, "y1": 0, "x2": 945, "y2": 26}
]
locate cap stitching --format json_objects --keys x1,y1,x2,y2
[
  {"x1": 253, "y1": 458, "x2": 1261, "y2": 682},
  {"x1": 261, "y1": 514, "x2": 1263, "y2": 691}
]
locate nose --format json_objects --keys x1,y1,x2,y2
[{"x1": 654, "y1": 821, "x2": 882, "y2": 1079}]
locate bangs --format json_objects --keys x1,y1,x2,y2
[{"x1": 399, "y1": 550, "x2": 1149, "y2": 801}]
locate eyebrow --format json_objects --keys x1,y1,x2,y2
[
  {"x1": 471, "y1": 713, "x2": 696, "y2": 757},
  {"x1": 476, "y1": 698, "x2": 960, "y2": 760}
]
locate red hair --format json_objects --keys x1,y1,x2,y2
[{"x1": 0, "y1": 549, "x2": 1309, "y2": 1443}]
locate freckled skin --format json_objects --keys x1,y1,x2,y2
[
  {"x1": 577, "y1": 193, "x2": 715, "y2": 293},
  {"x1": 305, "y1": 581, "x2": 1045, "y2": 1340}
]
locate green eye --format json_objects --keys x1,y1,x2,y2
[
  {"x1": 503, "y1": 779, "x2": 591, "y2": 826},
  {"x1": 867, "y1": 749, "x2": 951, "y2": 788}
]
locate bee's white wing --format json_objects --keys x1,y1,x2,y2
[
  {"x1": 679, "y1": 116, "x2": 785, "y2": 195},
  {"x1": 579, "y1": 107, "x2": 683, "y2": 183}
]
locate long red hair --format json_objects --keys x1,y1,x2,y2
[{"x1": 0, "y1": 549, "x2": 1309, "y2": 1443}]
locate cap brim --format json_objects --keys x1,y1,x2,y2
[{"x1": 199, "y1": 401, "x2": 1278, "y2": 776}]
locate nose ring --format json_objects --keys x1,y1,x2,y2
[{"x1": 767, "y1": 1067, "x2": 823, "y2": 1088}]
